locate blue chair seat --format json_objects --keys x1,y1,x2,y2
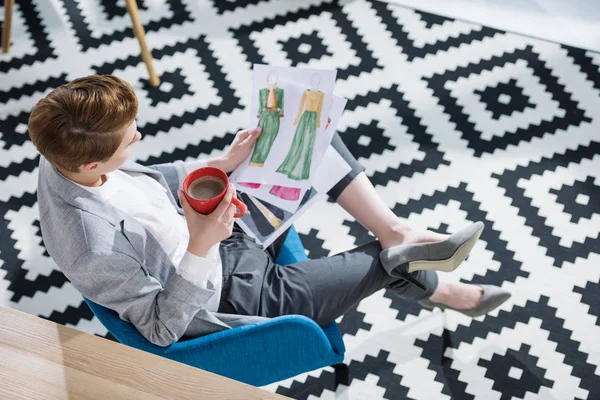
[{"x1": 84, "y1": 226, "x2": 345, "y2": 386}]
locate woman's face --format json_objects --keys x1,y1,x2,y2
[
  {"x1": 267, "y1": 71, "x2": 277, "y2": 86},
  {"x1": 311, "y1": 74, "x2": 320, "y2": 89},
  {"x1": 92, "y1": 120, "x2": 141, "y2": 174}
]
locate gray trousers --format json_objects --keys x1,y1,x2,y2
[{"x1": 218, "y1": 134, "x2": 438, "y2": 326}]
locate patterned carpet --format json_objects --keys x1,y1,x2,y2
[{"x1": 1, "y1": 0, "x2": 599, "y2": 399}]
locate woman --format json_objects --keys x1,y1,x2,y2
[{"x1": 30, "y1": 75, "x2": 509, "y2": 347}]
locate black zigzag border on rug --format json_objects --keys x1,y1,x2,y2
[
  {"x1": 39, "y1": 300, "x2": 96, "y2": 327},
  {"x1": 277, "y1": 298, "x2": 591, "y2": 399},
  {"x1": 573, "y1": 280, "x2": 600, "y2": 324},
  {"x1": 426, "y1": 45, "x2": 592, "y2": 157},
  {"x1": 562, "y1": 44, "x2": 600, "y2": 92},
  {"x1": 208, "y1": 0, "x2": 267, "y2": 15},
  {"x1": 0, "y1": 0, "x2": 57, "y2": 73},
  {"x1": 344, "y1": 84, "x2": 450, "y2": 187},
  {"x1": 0, "y1": 73, "x2": 69, "y2": 150},
  {"x1": 31, "y1": 219, "x2": 49, "y2": 257},
  {"x1": 371, "y1": 0, "x2": 501, "y2": 62},
  {"x1": 0, "y1": 74, "x2": 68, "y2": 108},
  {"x1": 140, "y1": 131, "x2": 238, "y2": 166},
  {"x1": 1, "y1": 111, "x2": 34, "y2": 151},
  {"x1": 230, "y1": 0, "x2": 382, "y2": 81},
  {"x1": 94, "y1": 36, "x2": 242, "y2": 139},
  {"x1": 99, "y1": 0, "x2": 148, "y2": 19},
  {"x1": 276, "y1": 350, "x2": 412, "y2": 400},
  {"x1": 298, "y1": 228, "x2": 330, "y2": 259},
  {"x1": 412, "y1": 8, "x2": 454, "y2": 29},
  {"x1": 416, "y1": 296, "x2": 599, "y2": 398},
  {"x1": 0, "y1": 156, "x2": 39, "y2": 182},
  {"x1": 59, "y1": 0, "x2": 193, "y2": 51},
  {"x1": 493, "y1": 140, "x2": 600, "y2": 267},
  {"x1": 0, "y1": 191, "x2": 70, "y2": 303}
]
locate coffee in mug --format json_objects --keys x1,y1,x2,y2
[
  {"x1": 183, "y1": 166, "x2": 247, "y2": 217},
  {"x1": 188, "y1": 176, "x2": 226, "y2": 200}
]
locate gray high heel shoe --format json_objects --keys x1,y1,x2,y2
[
  {"x1": 420, "y1": 285, "x2": 511, "y2": 318},
  {"x1": 379, "y1": 221, "x2": 484, "y2": 290}
]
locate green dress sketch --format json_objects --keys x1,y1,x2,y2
[
  {"x1": 276, "y1": 90, "x2": 324, "y2": 181},
  {"x1": 249, "y1": 86, "x2": 284, "y2": 167}
]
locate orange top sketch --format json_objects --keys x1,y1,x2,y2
[
  {"x1": 293, "y1": 90, "x2": 324, "y2": 127},
  {"x1": 266, "y1": 87, "x2": 278, "y2": 109}
]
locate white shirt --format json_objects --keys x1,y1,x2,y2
[{"x1": 76, "y1": 161, "x2": 222, "y2": 312}]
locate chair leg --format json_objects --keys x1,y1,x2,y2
[
  {"x1": 124, "y1": 0, "x2": 160, "y2": 87},
  {"x1": 332, "y1": 363, "x2": 349, "y2": 386},
  {"x1": 2, "y1": 0, "x2": 15, "y2": 54}
]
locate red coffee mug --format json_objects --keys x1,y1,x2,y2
[{"x1": 183, "y1": 167, "x2": 247, "y2": 217}]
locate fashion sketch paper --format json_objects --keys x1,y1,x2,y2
[
  {"x1": 231, "y1": 65, "x2": 337, "y2": 190},
  {"x1": 234, "y1": 96, "x2": 348, "y2": 213},
  {"x1": 234, "y1": 189, "x2": 321, "y2": 249},
  {"x1": 234, "y1": 146, "x2": 351, "y2": 248}
]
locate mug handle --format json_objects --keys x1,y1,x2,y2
[{"x1": 231, "y1": 196, "x2": 247, "y2": 218}]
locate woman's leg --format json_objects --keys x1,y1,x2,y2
[
  {"x1": 335, "y1": 173, "x2": 447, "y2": 249},
  {"x1": 221, "y1": 239, "x2": 438, "y2": 324},
  {"x1": 327, "y1": 134, "x2": 483, "y2": 310},
  {"x1": 327, "y1": 134, "x2": 447, "y2": 249},
  {"x1": 220, "y1": 230, "x2": 485, "y2": 320}
]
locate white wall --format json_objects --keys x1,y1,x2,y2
[{"x1": 384, "y1": 0, "x2": 600, "y2": 52}]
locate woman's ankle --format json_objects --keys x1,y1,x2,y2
[
  {"x1": 428, "y1": 282, "x2": 484, "y2": 310},
  {"x1": 378, "y1": 224, "x2": 413, "y2": 249},
  {"x1": 429, "y1": 281, "x2": 451, "y2": 304},
  {"x1": 379, "y1": 227, "x2": 451, "y2": 249}
]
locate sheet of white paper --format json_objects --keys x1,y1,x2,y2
[
  {"x1": 231, "y1": 65, "x2": 338, "y2": 189},
  {"x1": 312, "y1": 145, "x2": 352, "y2": 194}
]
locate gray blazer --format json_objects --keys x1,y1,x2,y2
[{"x1": 37, "y1": 157, "x2": 266, "y2": 347}]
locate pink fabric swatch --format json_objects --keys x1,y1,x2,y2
[
  {"x1": 269, "y1": 185, "x2": 301, "y2": 201},
  {"x1": 238, "y1": 182, "x2": 261, "y2": 189}
]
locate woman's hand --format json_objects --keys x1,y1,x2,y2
[
  {"x1": 209, "y1": 127, "x2": 262, "y2": 173},
  {"x1": 178, "y1": 186, "x2": 237, "y2": 258}
]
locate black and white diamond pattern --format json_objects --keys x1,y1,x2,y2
[
  {"x1": 478, "y1": 345, "x2": 555, "y2": 399},
  {"x1": 141, "y1": 67, "x2": 193, "y2": 107},
  {"x1": 475, "y1": 78, "x2": 535, "y2": 121},
  {"x1": 59, "y1": 0, "x2": 193, "y2": 51},
  {"x1": 231, "y1": 1, "x2": 382, "y2": 80},
  {"x1": 279, "y1": 32, "x2": 333, "y2": 67},
  {"x1": 1, "y1": 0, "x2": 599, "y2": 399},
  {"x1": 550, "y1": 176, "x2": 598, "y2": 224},
  {"x1": 426, "y1": 45, "x2": 592, "y2": 156},
  {"x1": 493, "y1": 141, "x2": 600, "y2": 268}
]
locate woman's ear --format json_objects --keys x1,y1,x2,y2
[{"x1": 82, "y1": 161, "x2": 99, "y2": 172}]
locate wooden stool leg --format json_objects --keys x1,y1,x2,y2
[
  {"x1": 125, "y1": 0, "x2": 160, "y2": 87},
  {"x1": 2, "y1": 0, "x2": 15, "y2": 54}
]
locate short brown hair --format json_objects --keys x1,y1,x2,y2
[{"x1": 28, "y1": 75, "x2": 138, "y2": 172}]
